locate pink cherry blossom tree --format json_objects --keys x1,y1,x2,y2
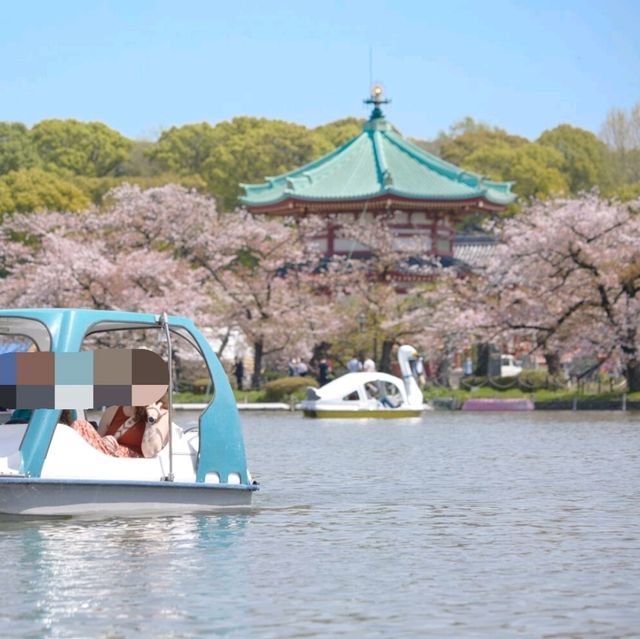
[
  {"x1": 103, "y1": 187, "x2": 345, "y2": 385},
  {"x1": 0, "y1": 192, "x2": 213, "y2": 319},
  {"x1": 201, "y1": 211, "x2": 343, "y2": 387},
  {"x1": 0, "y1": 184, "x2": 345, "y2": 387},
  {"x1": 482, "y1": 193, "x2": 640, "y2": 389},
  {"x1": 414, "y1": 193, "x2": 640, "y2": 390},
  {"x1": 330, "y1": 212, "x2": 438, "y2": 371}
]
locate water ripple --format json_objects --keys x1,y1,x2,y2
[{"x1": 0, "y1": 411, "x2": 639, "y2": 637}]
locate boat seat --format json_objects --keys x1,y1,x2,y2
[{"x1": 41, "y1": 423, "x2": 200, "y2": 482}]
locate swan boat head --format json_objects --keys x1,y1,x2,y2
[{"x1": 397, "y1": 345, "x2": 424, "y2": 407}]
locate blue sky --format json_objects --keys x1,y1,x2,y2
[{"x1": 1, "y1": 0, "x2": 638, "y2": 142}]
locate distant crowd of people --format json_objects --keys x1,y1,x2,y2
[
  {"x1": 286, "y1": 353, "x2": 378, "y2": 386},
  {"x1": 288, "y1": 357, "x2": 309, "y2": 377},
  {"x1": 232, "y1": 350, "x2": 427, "y2": 391},
  {"x1": 289, "y1": 356, "x2": 327, "y2": 383},
  {"x1": 347, "y1": 355, "x2": 376, "y2": 373}
]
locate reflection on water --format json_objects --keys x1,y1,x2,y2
[
  {"x1": 1, "y1": 514, "x2": 250, "y2": 637},
  {"x1": 0, "y1": 410, "x2": 639, "y2": 637}
]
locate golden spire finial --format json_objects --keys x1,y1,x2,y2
[{"x1": 364, "y1": 83, "x2": 391, "y2": 120}]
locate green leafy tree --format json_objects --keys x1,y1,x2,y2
[
  {"x1": 0, "y1": 181, "x2": 12, "y2": 213},
  {"x1": 202, "y1": 117, "x2": 331, "y2": 210},
  {"x1": 614, "y1": 181, "x2": 640, "y2": 201},
  {"x1": 411, "y1": 117, "x2": 569, "y2": 203},
  {"x1": 30, "y1": 119, "x2": 133, "y2": 177},
  {"x1": 146, "y1": 122, "x2": 218, "y2": 175},
  {"x1": 0, "y1": 168, "x2": 90, "y2": 215},
  {"x1": 120, "y1": 140, "x2": 158, "y2": 176},
  {"x1": 465, "y1": 142, "x2": 568, "y2": 201},
  {"x1": 313, "y1": 117, "x2": 364, "y2": 148},
  {"x1": 147, "y1": 117, "x2": 362, "y2": 210},
  {"x1": 538, "y1": 124, "x2": 611, "y2": 193},
  {"x1": 436, "y1": 118, "x2": 529, "y2": 166},
  {"x1": 0, "y1": 122, "x2": 39, "y2": 175}
]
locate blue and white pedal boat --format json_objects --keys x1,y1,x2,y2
[{"x1": 0, "y1": 308, "x2": 257, "y2": 516}]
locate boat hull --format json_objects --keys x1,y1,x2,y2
[
  {"x1": 303, "y1": 408, "x2": 422, "y2": 419},
  {"x1": 0, "y1": 477, "x2": 256, "y2": 517}
]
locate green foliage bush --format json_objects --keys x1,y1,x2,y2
[
  {"x1": 263, "y1": 376, "x2": 319, "y2": 401},
  {"x1": 517, "y1": 369, "x2": 546, "y2": 390},
  {"x1": 0, "y1": 168, "x2": 91, "y2": 213}
]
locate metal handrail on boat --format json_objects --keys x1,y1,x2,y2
[{"x1": 159, "y1": 312, "x2": 174, "y2": 481}]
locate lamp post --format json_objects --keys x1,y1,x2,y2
[{"x1": 357, "y1": 312, "x2": 366, "y2": 333}]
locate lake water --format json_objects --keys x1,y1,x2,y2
[{"x1": 0, "y1": 410, "x2": 639, "y2": 638}]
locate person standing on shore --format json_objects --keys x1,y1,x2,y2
[
  {"x1": 363, "y1": 356, "x2": 376, "y2": 372},
  {"x1": 317, "y1": 357, "x2": 331, "y2": 385},
  {"x1": 234, "y1": 356, "x2": 245, "y2": 391},
  {"x1": 347, "y1": 356, "x2": 362, "y2": 373}
]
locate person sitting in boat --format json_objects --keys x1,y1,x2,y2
[
  {"x1": 378, "y1": 392, "x2": 399, "y2": 409},
  {"x1": 365, "y1": 382, "x2": 379, "y2": 400},
  {"x1": 364, "y1": 382, "x2": 395, "y2": 408},
  {"x1": 69, "y1": 394, "x2": 169, "y2": 458}
]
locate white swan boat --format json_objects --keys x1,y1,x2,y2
[
  {"x1": 300, "y1": 345, "x2": 426, "y2": 418},
  {"x1": 0, "y1": 308, "x2": 257, "y2": 517}
]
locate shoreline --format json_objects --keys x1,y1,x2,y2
[
  {"x1": 431, "y1": 397, "x2": 640, "y2": 411},
  {"x1": 171, "y1": 399, "x2": 640, "y2": 412}
]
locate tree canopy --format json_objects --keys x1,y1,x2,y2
[
  {"x1": 466, "y1": 142, "x2": 569, "y2": 201},
  {"x1": 435, "y1": 118, "x2": 529, "y2": 167},
  {"x1": 0, "y1": 168, "x2": 90, "y2": 215},
  {"x1": 30, "y1": 119, "x2": 133, "y2": 177},
  {"x1": 146, "y1": 122, "x2": 218, "y2": 175},
  {"x1": 482, "y1": 194, "x2": 640, "y2": 390},
  {"x1": 537, "y1": 124, "x2": 611, "y2": 193},
  {"x1": 0, "y1": 184, "x2": 341, "y2": 386},
  {"x1": 312, "y1": 117, "x2": 363, "y2": 148},
  {"x1": 144, "y1": 116, "x2": 365, "y2": 210},
  {"x1": 201, "y1": 117, "x2": 331, "y2": 210},
  {"x1": 0, "y1": 104, "x2": 638, "y2": 215},
  {"x1": 0, "y1": 122, "x2": 39, "y2": 174}
]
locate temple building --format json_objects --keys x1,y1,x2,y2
[{"x1": 240, "y1": 86, "x2": 516, "y2": 264}]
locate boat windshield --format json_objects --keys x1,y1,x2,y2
[
  {"x1": 81, "y1": 326, "x2": 214, "y2": 406},
  {"x1": 368, "y1": 380, "x2": 403, "y2": 405},
  {"x1": 0, "y1": 317, "x2": 50, "y2": 424},
  {"x1": 0, "y1": 316, "x2": 51, "y2": 353},
  {"x1": 381, "y1": 381, "x2": 402, "y2": 403}
]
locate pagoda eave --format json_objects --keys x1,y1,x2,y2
[{"x1": 244, "y1": 194, "x2": 507, "y2": 216}]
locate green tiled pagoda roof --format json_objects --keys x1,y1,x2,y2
[{"x1": 240, "y1": 115, "x2": 516, "y2": 212}]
